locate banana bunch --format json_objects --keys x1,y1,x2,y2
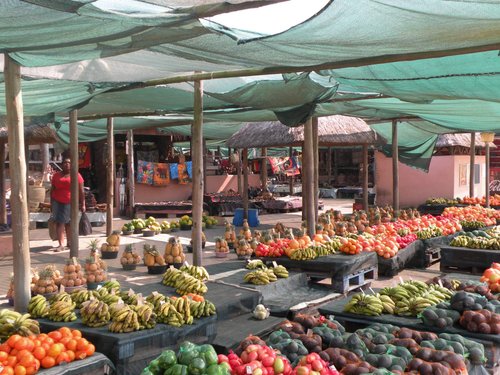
[
  {"x1": 271, "y1": 265, "x2": 289, "y2": 278},
  {"x1": 244, "y1": 270, "x2": 271, "y2": 285},
  {"x1": 402, "y1": 280, "x2": 429, "y2": 294},
  {"x1": 416, "y1": 226, "x2": 443, "y2": 240},
  {"x1": 328, "y1": 237, "x2": 343, "y2": 252},
  {"x1": 47, "y1": 300, "x2": 77, "y2": 322},
  {"x1": 189, "y1": 299, "x2": 216, "y2": 318},
  {"x1": 80, "y1": 299, "x2": 111, "y2": 327},
  {"x1": 0, "y1": 309, "x2": 40, "y2": 341},
  {"x1": 394, "y1": 296, "x2": 433, "y2": 317},
  {"x1": 155, "y1": 300, "x2": 186, "y2": 327},
  {"x1": 290, "y1": 247, "x2": 318, "y2": 260},
  {"x1": 450, "y1": 236, "x2": 472, "y2": 248},
  {"x1": 49, "y1": 292, "x2": 72, "y2": 305},
  {"x1": 344, "y1": 293, "x2": 384, "y2": 316},
  {"x1": 179, "y1": 265, "x2": 209, "y2": 281},
  {"x1": 246, "y1": 260, "x2": 266, "y2": 270},
  {"x1": 109, "y1": 306, "x2": 140, "y2": 333},
  {"x1": 102, "y1": 279, "x2": 121, "y2": 293},
  {"x1": 120, "y1": 289, "x2": 139, "y2": 305},
  {"x1": 379, "y1": 294, "x2": 396, "y2": 314},
  {"x1": 71, "y1": 289, "x2": 98, "y2": 308},
  {"x1": 380, "y1": 286, "x2": 411, "y2": 301},
  {"x1": 131, "y1": 303, "x2": 157, "y2": 329},
  {"x1": 146, "y1": 292, "x2": 167, "y2": 310},
  {"x1": 313, "y1": 244, "x2": 334, "y2": 257},
  {"x1": 27, "y1": 295, "x2": 49, "y2": 318},
  {"x1": 427, "y1": 284, "x2": 454, "y2": 300},
  {"x1": 264, "y1": 268, "x2": 278, "y2": 282},
  {"x1": 173, "y1": 297, "x2": 193, "y2": 325},
  {"x1": 162, "y1": 269, "x2": 208, "y2": 295}
]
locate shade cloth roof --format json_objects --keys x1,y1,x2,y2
[{"x1": 226, "y1": 115, "x2": 374, "y2": 148}]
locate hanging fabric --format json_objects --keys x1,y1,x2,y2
[{"x1": 154, "y1": 163, "x2": 170, "y2": 186}]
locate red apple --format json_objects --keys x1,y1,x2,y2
[{"x1": 295, "y1": 366, "x2": 310, "y2": 375}]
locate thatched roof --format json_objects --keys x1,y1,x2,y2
[
  {"x1": 436, "y1": 133, "x2": 493, "y2": 148},
  {"x1": 226, "y1": 116, "x2": 376, "y2": 148},
  {"x1": 0, "y1": 124, "x2": 57, "y2": 145}
]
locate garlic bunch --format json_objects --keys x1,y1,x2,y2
[{"x1": 253, "y1": 304, "x2": 270, "y2": 320}]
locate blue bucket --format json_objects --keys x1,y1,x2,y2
[{"x1": 232, "y1": 208, "x2": 259, "y2": 227}]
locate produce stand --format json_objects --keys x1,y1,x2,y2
[
  {"x1": 134, "y1": 201, "x2": 208, "y2": 218},
  {"x1": 203, "y1": 193, "x2": 243, "y2": 216},
  {"x1": 417, "y1": 203, "x2": 467, "y2": 216},
  {"x1": 39, "y1": 353, "x2": 115, "y2": 375},
  {"x1": 258, "y1": 252, "x2": 378, "y2": 293},
  {"x1": 318, "y1": 296, "x2": 500, "y2": 368},
  {"x1": 412, "y1": 234, "x2": 455, "y2": 268},
  {"x1": 440, "y1": 246, "x2": 500, "y2": 274},
  {"x1": 378, "y1": 240, "x2": 425, "y2": 276},
  {"x1": 38, "y1": 316, "x2": 217, "y2": 375}
]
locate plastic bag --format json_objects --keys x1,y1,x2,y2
[
  {"x1": 48, "y1": 218, "x2": 58, "y2": 241},
  {"x1": 79, "y1": 212, "x2": 92, "y2": 236}
]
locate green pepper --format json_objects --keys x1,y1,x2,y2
[
  {"x1": 206, "y1": 364, "x2": 224, "y2": 375},
  {"x1": 141, "y1": 368, "x2": 155, "y2": 375},
  {"x1": 198, "y1": 345, "x2": 218, "y2": 367},
  {"x1": 188, "y1": 357, "x2": 206, "y2": 375},
  {"x1": 158, "y1": 350, "x2": 178, "y2": 369},
  {"x1": 166, "y1": 364, "x2": 188, "y2": 375},
  {"x1": 149, "y1": 359, "x2": 162, "y2": 375}
]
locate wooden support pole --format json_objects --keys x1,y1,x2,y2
[
  {"x1": 237, "y1": 149, "x2": 242, "y2": 194},
  {"x1": 127, "y1": 130, "x2": 135, "y2": 218},
  {"x1": 363, "y1": 144, "x2": 369, "y2": 211},
  {"x1": 303, "y1": 118, "x2": 315, "y2": 236},
  {"x1": 485, "y1": 140, "x2": 491, "y2": 208},
  {"x1": 5, "y1": 54, "x2": 31, "y2": 312},
  {"x1": 191, "y1": 78, "x2": 204, "y2": 266},
  {"x1": 0, "y1": 143, "x2": 6, "y2": 225},
  {"x1": 203, "y1": 138, "x2": 208, "y2": 194},
  {"x1": 470, "y1": 132, "x2": 476, "y2": 197},
  {"x1": 40, "y1": 143, "x2": 50, "y2": 181},
  {"x1": 106, "y1": 117, "x2": 114, "y2": 236},
  {"x1": 242, "y1": 148, "x2": 249, "y2": 220},
  {"x1": 69, "y1": 110, "x2": 79, "y2": 258},
  {"x1": 392, "y1": 120, "x2": 399, "y2": 213},
  {"x1": 289, "y1": 147, "x2": 294, "y2": 196},
  {"x1": 312, "y1": 118, "x2": 319, "y2": 223},
  {"x1": 327, "y1": 146, "x2": 332, "y2": 186},
  {"x1": 301, "y1": 141, "x2": 307, "y2": 222},
  {"x1": 261, "y1": 147, "x2": 268, "y2": 189}
]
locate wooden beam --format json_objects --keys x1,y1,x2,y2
[
  {"x1": 191, "y1": 78, "x2": 204, "y2": 266},
  {"x1": 127, "y1": 130, "x2": 135, "y2": 218},
  {"x1": 236, "y1": 149, "x2": 242, "y2": 194},
  {"x1": 5, "y1": 54, "x2": 31, "y2": 312},
  {"x1": 301, "y1": 141, "x2": 307, "y2": 222},
  {"x1": 392, "y1": 120, "x2": 399, "y2": 213},
  {"x1": 362, "y1": 144, "x2": 369, "y2": 211},
  {"x1": 485, "y1": 141, "x2": 490, "y2": 208},
  {"x1": 261, "y1": 147, "x2": 267, "y2": 189},
  {"x1": 0, "y1": 142, "x2": 6, "y2": 225},
  {"x1": 40, "y1": 143, "x2": 50, "y2": 181},
  {"x1": 312, "y1": 118, "x2": 319, "y2": 223},
  {"x1": 106, "y1": 117, "x2": 114, "y2": 236},
  {"x1": 303, "y1": 118, "x2": 315, "y2": 236},
  {"x1": 470, "y1": 132, "x2": 476, "y2": 197},
  {"x1": 69, "y1": 110, "x2": 79, "y2": 258},
  {"x1": 327, "y1": 146, "x2": 332, "y2": 186},
  {"x1": 242, "y1": 148, "x2": 249, "y2": 220},
  {"x1": 203, "y1": 138, "x2": 207, "y2": 194}
]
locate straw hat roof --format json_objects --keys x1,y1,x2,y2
[
  {"x1": 436, "y1": 133, "x2": 493, "y2": 148},
  {"x1": 0, "y1": 123, "x2": 57, "y2": 145},
  {"x1": 226, "y1": 115, "x2": 375, "y2": 148}
]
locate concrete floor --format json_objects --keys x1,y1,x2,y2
[{"x1": 0, "y1": 198, "x2": 444, "y2": 300}]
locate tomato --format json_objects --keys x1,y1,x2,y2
[
  {"x1": 40, "y1": 356, "x2": 56, "y2": 369},
  {"x1": 47, "y1": 343, "x2": 64, "y2": 358},
  {"x1": 76, "y1": 338, "x2": 89, "y2": 352},
  {"x1": 85, "y1": 344, "x2": 95, "y2": 357},
  {"x1": 13, "y1": 365, "x2": 26, "y2": 375},
  {"x1": 32, "y1": 347, "x2": 45, "y2": 361},
  {"x1": 6, "y1": 336, "x2": 22, "y2": 350},
  {"x1": 48, "y1": 331, "x2": 62, "y2": 343}
]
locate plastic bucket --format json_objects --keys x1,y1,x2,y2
[{"x1": 232, "y1": 208, "x2": 259, "y2": 227}]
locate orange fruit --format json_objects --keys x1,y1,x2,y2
[
  {"x1": 0, "y1": 343, "x2": 11, "y2": 354},
  {"x1": 17, "y1": 354, "x2": 35, "y2": 369},
  {"x1": 6, "y1": 336, "x2": 22, "y2": 349},
  {"x1": 8, "y1": 350, "x2": 18, "y2": 358},
  {"x1": 65, "y1": 350, "x2": 75, "y2": 363},
  {"x1": 0, "y1": 351, "x2": 9, "y2": 362},
  {"x1": 0, "y1": 367, "x2": 14, "y2": 375},
  {"x1": 13, "y1": 365, "x2": 26, "y2": 375},
  {"x1": 58, "y1": 327, "x2": 72, "y2": 338},
  {"x1": 15, "y1": 350, "x2": 31, "y2": 362},
  {"x1": 37, "y1": 334, "x2": 47, "y2": 342},
  {"x1": 47, "y1": 344, "x2": 64, "y2": 359},
  {"x1": 71, "y1": 330, "x2": 82, "y2": 339},
  {"x1": 65, "y1": 339, "x2": 77, "y2": 352},
  {"x1": 32, "y1": 347, "x2": 45, "y2": 361},
  {"x1": 76, "y1": 339, "x2": 89, "y2": 352},
  {"x1": 42, "y1": 337, "x2": 54, "y2": 346},
  {"x1": 5, "y1": 356, "x2": 18, "y2": 367},
  {"x1": 85, "y1": 344, "x2": 95, "y2": 357},
  {"x1": 58, "y1": 337, "x2": 71, "y2": 347},
  {"x1": 75, "y1": 351, "x2": 87, "y2": 360},
  {"x1": 40, "y1": 356, "x2": 56, "y2": 369},
  {"x1": 48, "y1": 331, "x2": 62, "y2": 343},
  {"x1": 23, "y1": 367, "x2": 36, "y2": 375},
  {"x1": 55, "y1": 352, "x2": 70, "y2": 365}
]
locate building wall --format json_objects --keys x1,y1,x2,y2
[
  {"x1": 134, "y1": 174, "x2": 261, "y2": 202},
  {"x1": 375, "y1": 152, "x2": 486, "y2": 207}
]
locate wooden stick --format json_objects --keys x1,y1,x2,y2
[
  {"x1": 261, "y1": 147, "x2": 267, "y2": 189},
  {"x1": 392, "y1": 120, "x2": 399, "y2": 213},
  {"x1": 191, "y1": 78, "x2": 204, "y2": 266},
  {"x1": 312, "y1": 118, "x2": 319, "y2": 223},
  {"x1": 69, "y1": 110, "x2": 79, "y2": 257},
  {"x1": 303, "y1": 118, "x2": 315, "y2": 236},
  {"x1": 327, "y1": 146, "x2": 332, "y2": 187},
  {"x1": 363, "y1": 144, "x2": 369, "y2": 211},
  {"x1": 127, "y1": 130, "x2": 135, "y2": 218},
  {"x1": 106, "y1": 117, "x2": 114, "y2": 236},
  {"x1": 237, "y1": 149, "x2": 242, "y2": 194},
  {"x1": 5, "y1": 55, "x2": 31, "y2": 312},
  {"x1": 485, "y1": 141, "x2": 490, "y2": 208},
  {"x1": 470, "y1": 132, "x2": 476, "y2": 197},
  {"x1": 242, "y1": 148, "x2": 249, "y2": 220},
  {"x1": 203, "y1": 138, "x2": 207, "y2": 194},
  {"x1": 301, "y1": 141, "x2": 307, "y2": 222}
]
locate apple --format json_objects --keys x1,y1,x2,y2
[
  {"x1": 218, "y1": 354, "x2": 229, "y2": 364},
  {"x1": 311, "y1": 360, "x2": 323, "y2": 372},
  {"x1": 262, "y1": 356, "x2": 275, "y2": 368},
  {"x1": 247, "y1": 351, "x2": 259, "y2": 363},
  {"x1": 253, "y1": 368, "x2": 263, "y2": 375},
  {"x1": 246, "y1": 345, "x2": 261, "y2": 353},
  {"x1": 273, "y1": 357, "x2": 285, "y2": 374},
  {"x1": 295, "y1": 366, "x2": 310, "y2": 375}
]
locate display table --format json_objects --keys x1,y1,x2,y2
[
  {"x1": 258, "y1": 252, "x2": 378, "y2": 293},
  {"x1": 39, "y1": 316, "x2": 216, "y2": 375},
  {"x1": 440, "y1": 246, "x2": 500, "y2": 274},
  {"x1": 378, "y1": 240, "x2": 424, "y2": 276},
  {"x1": 30, "y1": 212, "x2": 106, "y2": 223},
  {"x1": 134, "y1": 201, "x2": 209, "y2": 218},
  {"x1": 318, "y1": 295, "x2": 500, "y2": 368},
  {"x1": 269, "y1": 184, "x2": 302, "y2": 196},
  {"x1": 203, "y1": 193, "x2": 243, "y2": 216},
  {"x1": 40, "y1": 353, "x2": 115, "y2": 375}
]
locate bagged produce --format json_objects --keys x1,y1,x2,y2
[{"x1": 79, "y1": 212, "x2": 92, "y2": 235}]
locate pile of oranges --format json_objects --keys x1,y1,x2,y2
[{"x1": 0, "y1": 327, "x2": 95, "y2": 375}]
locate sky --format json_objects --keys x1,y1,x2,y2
[{"x1": 208, "y1": 0, "x2": 329, "y2": 35}]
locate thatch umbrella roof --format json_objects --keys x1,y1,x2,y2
[
  {"x1": 226, "y1": 115, "x2": 375, "y2": 148},
  {"x1": 0, "y1": 124, "x2": 57, "y2": 145},
  {"x1": 436, "y1": 133, "x2": 493, "y2": 148}
]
